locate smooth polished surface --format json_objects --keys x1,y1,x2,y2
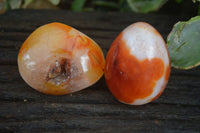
[
  {"x1": 18, "y1": 22, "x2": 105, "y2": 95},
  {"x1": 1, "y1": 10, "x2": 199, "y2": 132},
  {"x1": 105, "y1": 22, "x2": 170, "y2": 105}
]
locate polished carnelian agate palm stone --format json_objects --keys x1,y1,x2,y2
[
  {"x1": 18, "y1": 23, "x2": 105, "y2": 95},
  {"x1": 105, "y1": 22, "x2": 170, "y2": 105}
]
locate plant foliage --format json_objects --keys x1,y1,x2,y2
[{"x1": 167, "y1": 16, "x2": 200, "y2": 69}]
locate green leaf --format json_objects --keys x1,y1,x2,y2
[
  {"x1": 23, "y1": 0, "x2": 34, "y2": 8},
  {"x1": 92, "y1": 1, "x2": 119, "y2": 9},
  {"x1": 192, "y1": 0, "x2": 200, "y2": 3},
  {"x1": 126, "y1": 0, "x2": 167, "y2": 13},
  {"x1": 5, "y1": 0, "x2": 10, "y2": 10},
  {"x1": 71, "y1": 0, "x2": 86, "y2": 12},
  {"x1": 175, "y1": 0, "x2": 182, "y2": 3},
  {"x1": 9, "y1": 0, "x2": 22, "y2": 9},
  {"x1": 48, "y1": 0, "x2": 60, "y2": 5},
  {"x1": 119, "y1": 0, "x2": 126, "y2": 5},
  {"x1": 167, "y1": 16, "x2": 200, "y2": 69}
]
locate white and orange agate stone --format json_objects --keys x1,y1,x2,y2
[
  {"x1": 18, "y1": 22, "x2": 105, "y2": 95},
  {"x1": 105, "y1": 22, "x2": 170, "y2": 105}
]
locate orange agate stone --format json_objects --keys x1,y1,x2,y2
[
  {"x1": 18, "y1": 22, "x2": 105, "y2": 95},
  {"x1": 105, "y1": 22, "x2": 170, "y2": 105}
]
